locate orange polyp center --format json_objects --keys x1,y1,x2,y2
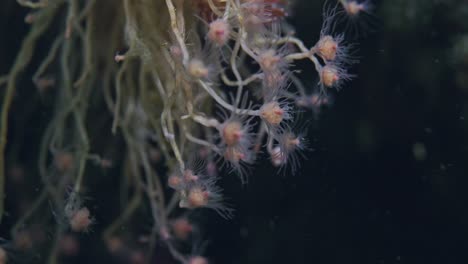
[
  {"x1": 261, "y1": 101, "x2": 284, "y2": 125},
  {"x1": 346, "y1": 1, "x2": 363, "y2": 16},
  {"x1": 168, "y1": 175, "x2": 182, "y2": 189},
  {"x1": 188, "y1": 59, "x2": 209, "y2": 78},
  {"x1": 70, "y1": 208, "x2": 92, "y2": 232},
  {"x1": 208, "y1": 19, "x2": 230, "y2": 46},
  {"x1": 259, "y1": 49, "x2": 280, "y2": 72},
  {"x1": 172, "y1": 218, "x2": 193, "y2": 240},
  {"x1": 188, "y1": 187, "x2": 209, "y2": 208},
  {"x1": 321, "y1": 66, "x2": 339, "y2": 87},
  {"x1": 223, "y1": 121, "x2": 243, "y2": 146},
  {"x1": 317, "y1": 35, "x2": 338, "y2": 61}
]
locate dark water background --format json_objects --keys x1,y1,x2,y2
[{"x1": 1, "y1": 0, "x2": 468, "y2": 263}]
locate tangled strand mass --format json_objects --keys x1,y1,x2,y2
[{"x1": 0, "y1": 0, "x2": 372, "y2": 263}]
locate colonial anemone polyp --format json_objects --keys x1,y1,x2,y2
[
  {"x1": 168, "y1": 174, "x2": 183, "y2": 190},
  {"x1": 344, "y1": 0, "x2": 367, "y2": 16},
  {"x1": 260, "y1": 101, "x2": 285, "y2": 126},
  {"x1": 258, "y1": 49, "x2": 282, "y2": 73},
  {"x1": 208, "y1": 19, "x2": 230, "y2": 46},
  {"x1": 320, "y1": 65, "x2": 340, "y2": 87},
  {"x1": 316, "y1": 35, "x2": 338, "y2": 61},
  {"x1": 188, "y1": 59, "x2": 210, "y2": 79},
  {"x1": 69, "y1": 207, "x2": 92, "y2": 232},
  {"x1": 187, "y1": 187, "x2": 209, "y2": 208},
  {"x1": 171, "y1": 218, "x2": 193, "y2": 240},
  {"x1": 222, "y1": 121, "x2": 243, "y2": 146}
]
